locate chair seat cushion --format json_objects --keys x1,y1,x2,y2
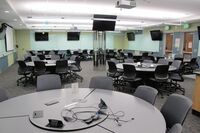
[
  {"x1": 122, "y1": 76, "x2": 141, "y2": 82},
  {"x1": 170, "y1": 73, "x2": 184, "y2": 82}
]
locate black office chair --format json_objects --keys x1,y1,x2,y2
[
  {"x1": 158, "y1": 58, "x2": 169, "y2": 65},
  {"x1": 150, "y1": 65, "x2": 170, "y2": 96},
  {"x1": 183, "y1": 58, "x2": 199, "y2": 74},
  {"x1": 37, "y1": 54, "x2": 45, "y2": 60},
  {"x1": 70, "y1": 56, "x2": 83, "y2": 82},
  {"x1": 107, "y1": 61, "x2": 122, "y2": 83},
  {"x1": 17, "y1": 60, "x2": 33, "y2": 86},
  {"x1": 169, "y1": 60, "x2": 185, "y2": 95},
  {"x1": 89, "y1": 50, "x2": 94, "y2": 59},
  {"x1": 121, "y1": 64, "x2": 141, "y2": 91},
  {"x1": 127, "y1": 52, "x2": 133, "y2": 58},
  {"x1": 82, "y1": 49, "x2": 88, "y2": 60},
  {"x1": 34, "y1": 61, "x2": 47, "y2": 76},
  {"x1": 56, "y1": 60, "x2": 69, "y2": 79},
  {"x1": 65, "y1": 50, "x2": 72, "y2": 59}
]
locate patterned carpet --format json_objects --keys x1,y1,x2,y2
[{"x1": 0, "y1": 61, "x2": 200, "y2": 133}]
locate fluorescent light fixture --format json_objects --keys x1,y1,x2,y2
[
  {"x1": 4, "y1": 10, "x2": 9, "y2": 13},
  {"x1": 116, "y1": 20, "x2": 146, "y2": 26},
  {"x1": 26, "y1": 18, "x2": 93, "y2": 24},
  {"x1": 22, "y1": 2, "x2": 190, "y2": 20}
]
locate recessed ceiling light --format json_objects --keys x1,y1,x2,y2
[{"x1": 4, "y1": 10, "x2": 9, "y2": 13}]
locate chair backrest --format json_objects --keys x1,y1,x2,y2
[
  {"x1": 134, "y1": 85, "x2": 158, "y2": 105},
  {"x1": 89, "y1": 76, "x2": 113, "y2": 90},
  {"x1": 143, "y1": 59, "x2": 153, "y2": 63},
  {"x1": 155, "y1": 65, "x2": 169, "y2": 80},
  {"x1": 0, "y1": 89, "x2": 8, "y2": 102},
  {"x1": 56, "y1": 60, "x2": 68, "y2": 71},
  {"x1": 18, "y1": 60, "x2": 29, "y2": 74},
  {"x1": 34, "y1": 61, "x2": 46, "y2": 75},
  {"x1": 18, "y1": 60, "x2": 27, "y2": 69},
  {"x1": 158, "y1": 58, "x2": 169, "y2": 65},
  {"x1": 107, "y1": 61, "x2": 117, "y2": 73},
  {"x1": 36, "y1": 74, "x2": 62, "y2": 91},
  {"x1": 66, "y1": 50, "x2": 71, "y2": 55},
  {"x1": 34, "y1": 61, "x2": 46, "y2": 71},
  {"x1": 171, "y1": 60, "x2": 182, "y2": 69},
  {"x1": 37, "y1": 55, "x2": 45, "y2": 60},
  {"x1": 90, "y1": 50, "x2": 94, "y2": 55},
  {"x1": 161, "y1": 94, "x2": 192, "y2": 128},
  {"x1": 127, "y1": 52, "x2": 133, "y2": 58},
  {"x1": 167, "y1": 124, "x2": 182, "y2": 133},
  {"x1": 123, "y1": 64, "x2": 136, "y2": 78},
  {"x1": 83, "y1": 50, "x2": 88, "y2": 54}
]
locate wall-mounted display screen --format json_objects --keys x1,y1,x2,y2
[
  {"x1": 67, "y1": 32, "x2": 80, "y2": 41},
  {"x1": 35, "y1": 32, "x2": 49, "y2": 41},
  {"x1": 150, "y1": 30, "x2": 163, "y2": 41},
  {"x1": 127, "y1": 32, "x2": 135, "y2": 41}
]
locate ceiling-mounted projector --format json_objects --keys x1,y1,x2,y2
[{"x1": 116, "y1": 0, "x2": 136, "y2": 9}]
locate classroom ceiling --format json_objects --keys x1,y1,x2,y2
[{"x1": 1, "y1": 0, "x2": 200, "y2": 31}]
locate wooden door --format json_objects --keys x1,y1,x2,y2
[
  {"x1": 165, "y1": 33, "x2": 173, "y2": 51},
  {"x1": 184, "y1": 32, "x2": 193, "y2": 53}
]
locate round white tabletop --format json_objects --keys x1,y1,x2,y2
[
  {"x1": 0, "y1": 88, "x2": 166, "y2": 133},
  {"x1": 26, "y1": 60, "x2": 75, "y2": 67},
  {"x1": 116, "y1": 63, "x2": 177, "y2": 72}
]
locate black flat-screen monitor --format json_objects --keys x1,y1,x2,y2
[
  {"x1": 92, "y1": 20, "x2": 116, "y2": 31},
  {"x1": 150, "y1": 30, "x2": 163, "y2": 41},
  {"x1": 197, "y1": 26, "x2": 200, "y2": 40},
  {"x1": 67, "y1": 32, "x2": 80, "y2": 41},
  {"x1": 35, "y1": 32, "x2": 49, "y2": 41},
  {"x1": 127, "y1": 32, "x2": 135, "y2": 41}
]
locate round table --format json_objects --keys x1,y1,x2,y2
[
  {"x1": 116, "y1": 62, "x2": 177, "y2": 72},
  {"x1": 26, "y1": 60, "x2": 75, "y2": 67},
  {"x1": 0, "y1": 88, "x2": 166, "y2": 133}
]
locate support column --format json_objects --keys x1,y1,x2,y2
[{"x1": 93, "y1": 31, "x2": 106, "y2": 66}]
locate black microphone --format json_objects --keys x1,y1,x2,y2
[{"x1": 98, "y1": 99, "x2": 108, "y2": 109}]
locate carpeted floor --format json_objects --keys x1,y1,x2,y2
[{"x1": 0, "y1": 61, "x2": 200, "y2": 133}]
